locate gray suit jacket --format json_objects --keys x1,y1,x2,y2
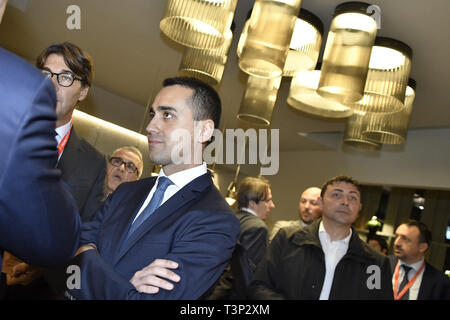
[{"x1": 235, "y1": 210, "x2": 269, "y2": 272}]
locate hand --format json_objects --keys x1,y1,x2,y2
[
  {"x1": 7, "y1": 263, "x2": 44, "y2": 286},
  {"x1": 75, "y1": 243, "x2": 97, "y2": 256},
  {"x1": 130, "y1": 259, "x2": 180, "y2": 294}
]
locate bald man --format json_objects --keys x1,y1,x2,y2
[{"x1": 269, "y1": 187, "x2": 322, "y2": 240}]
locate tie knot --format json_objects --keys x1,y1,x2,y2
[
  {"x1": 157, "y1": 176, "x2": 173, "y2": 192},
  {"x1": 402, "y1": 265, "x2": 412, "y2": 275}
]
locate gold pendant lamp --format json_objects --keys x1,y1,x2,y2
[
  {"x1": 350, "y1": 37, "x2": 413, "y2": 113},
  {"x1": 287, "y1": 68, "x2": 354, "y2": 118},
  {"x1": 343, "y1": 110, "x2": 381, "y2": 151},
  {"x1": 237, "y1": 75, "x2": 282, "y2": 126},
  {"x1": 317, "y1": 2, "x2": 378, "y2": 104},
  {"x1": 238, "y1": 0, "x2": 303, "y2": 78},
  {"x1": 160, "y1": 0, "x2": 238, "y2": 49},
  {"x1": 178, "y1": 23, "x2": 235, "y2": 86},
  {"x1": 362, "y1": 79, "x2": 416, "y2": 144},
  {"x1": 283, "y1": 8, "x2": 324, "y2": 77}
]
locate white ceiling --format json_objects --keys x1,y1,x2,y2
[{"x1": 1, "y1": 0, "x2": 449, "y2": 152}]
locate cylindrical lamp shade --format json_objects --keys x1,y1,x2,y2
[
  {"x1": 362, "y1": 81, "x2": 416, "y2": 144},
  {"x1": 283, "y1": 9, "x2": 324, "y2": 77},
  {"x1": 344, "y1": 110, "x2": 381, "y2": 151},
  {"x1": 317, "y1": 2, "x2": 378, "y2": 104},
  {"x1": 160, "y1": 0, "x2": 238, "y2": 49},
  {"x1": 178, "y1": 28, "x2": 233, "y2": 86},
  {"x1": 237, "y1": 75, "x2": 282, "y2": 126},
  {"x1": 350, "y1": 37, "x2": 413, "y2": 113},
  {"x1": 238, "y1": 0, "x2": 302, "y2": 78},
  {"x1": 287, "y1": 70, "x2": 353, "y2": 118}
]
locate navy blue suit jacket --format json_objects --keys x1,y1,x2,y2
[
  {"x1": 0, "y1": 47, "x2": 81, "y2": 269},
  {"x1": 68, "y1": 172, "x2": 240, "y2": 299}
]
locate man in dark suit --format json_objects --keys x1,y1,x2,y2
[
  {"x1": 0, "y1": 0, "x2": 80, "y2": 292},
  {"x1": 2, "y1": 41, "x2": 106, "y2": 298},
  {"x1": 209, "y1": 176, "x2": 275, "y2": 299},
  {"x1": 36, "y1": 42, "x2": 106, "y2": 222},
  {"x1": 66, "y1": 77, "x2": 240, "y2": 299},
  {"x1": 390, "y1": 220, "x2": 450, "y2": 300}
]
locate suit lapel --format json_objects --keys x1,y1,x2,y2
[
  {"x1": 104, "y1": 177, "x2": 157, "y2": 262},
  {"x1": 57, "y1": 127, "x2": 83, "y2": 180},
  {"x1": 417, "y1": 262, "x2": 431, "y2": 300},
  {"x1": 112, "y1": 172, "x2": 213, "y2": 266}
]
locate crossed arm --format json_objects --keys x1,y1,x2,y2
[
  {"x1": 69, "y1": 202, "x2": 240, "y2": 299},
  {"x1": 76, "y1": 244, "x2": 180, "y2": 294}
]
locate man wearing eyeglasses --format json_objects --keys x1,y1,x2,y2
[
  {"x1": 105, "y1": 146, "x2": 144, "y2": 197},
  {"x1": 36, "y1": 42, "x2": 106, "y2": 222}
]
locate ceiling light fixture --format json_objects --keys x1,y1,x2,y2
[
  {"x1": 317, "y1": 2, "x2": 378, "y2": 104},
  {"x1": 160, "y1": 0, "x2": 238, "y2": 49},
  {"x1": 238, "y1": 0, "x2": 303, "y2": 78}
]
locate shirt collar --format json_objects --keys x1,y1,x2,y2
[
  {"x1": 55, "y1": 120, "x2": 72, "y2": 140},
  {"x1": 241, "y1": 207, "x2": 258, "y2": 217},
  {"x1": 319, "y1": 221, "x2": 352, "y2": 244},
  {"x1": 400, "y1": 257, "x2": 425, "y2": 272},
  {"x1": 159, "y1": 162, "x2": 207, "y2": 189}
]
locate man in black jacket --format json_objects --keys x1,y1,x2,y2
[
  {"x1": 248, "y1": 175, "x2": 393, "y2": 300},
  {"x1": 209, "y1": 176, "x2": 275, "y2": 299},
  {"x1": 390, "y1": 220, "x2": 450, "y2": 300}
]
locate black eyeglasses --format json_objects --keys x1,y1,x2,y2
[
  {"x1": 108, "y1": 156, "x2": 138, "y2": 174},
  {"x1": 41, "y1": 69, "x2": 83, "y2": 87}
]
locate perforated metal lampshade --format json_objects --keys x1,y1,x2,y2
[
  {"x1": 178, "y1": 26, "x2": 234, "y2": 86},
  {"x1": 160, "y1": 0, "x2": 238, "y2": 49},
  {"x1": 350, "y1": 37, "x2": 413, "y2": 113},
  {"x1": 238, "y1": 0, "x2": 302, "y2": 78},
  {"x1": 283, "y1": 8, "x2": 324, "y2": 77},
  {"x1": 317, "y1": 2, "x2": 378, "y2": 104},
  {"x1": 343, "y1": 110, "x2": 382, "y2": 151},
  {"x1": 237, "y1": 75, "x2": 282, "y2": 126},
  {"x1": 362, "y1": 79, "x2": 416, "y2": 144},
  {"x1": 287, "y1": 69, "x2": 354, "y2": 118}
]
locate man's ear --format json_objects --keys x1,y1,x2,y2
[
  {"x1": 197, "y1": 119, "x2": 214, "y2": 144},
  {"x1": 418, "y1": 242, "x2": 428, "y2": 254},
  {"x1": 317, "y1": 196, "x2": 324, "y2": 210},
  {"x1": 248, "y1": 200, "x2": 257, "y2": 211},
  {"x1": 78, "y1": 85, "x2": 89, "y2": 102}
]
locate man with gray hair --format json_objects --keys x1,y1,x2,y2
[{"x1": 105, "y1": 146, "x2": 144, "y2": 197}]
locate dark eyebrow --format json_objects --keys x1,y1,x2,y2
[{"x1": 150, "y1": 106, "x2": 177, "y2": 113}]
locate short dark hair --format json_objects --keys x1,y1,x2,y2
[
  {"x1": 400, "y1": 219, "x2": 432, "y2": 248},
  {"x1": 320, "y1": 175, "x2": 362, "y2": 199},
  {"x1": 367, "y1": 235, "x2": 388, "y2": 252},
  {"x1": 162, "y1": 77, "x2": 221, "y2": 129},
  {"x1": 236, "y1": 177, "x2": 271, "y2": 210},
  {"x1": 36, "y1": 42, "x2": 94, "y2": 87}
]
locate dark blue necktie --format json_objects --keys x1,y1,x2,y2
[
  {"x1": 123, "y1": 176, "x2": 173, "y2": 242},
  {"x1": 398, "y1": 265, "x2": 413, "y2": 300}
]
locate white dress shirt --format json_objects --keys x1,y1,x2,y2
[
  {"x1": 55, "y1": 120, "x2": 72, "y2": 161},
  {"x1": 318, "y1": 221, "x2": 352, "y2": 300},
  {"x1": 55, "y1": 121, "x2": 72, "y2": 145},
  {"x1": 241, "y1": 207, "x2": 258, "y2": 217},
  {"x1": 132, "y1": 163, "x2": 207, "y2": 223},
  {"x1": 392, "y1": 257, "x2": 425, "y2": 300}
]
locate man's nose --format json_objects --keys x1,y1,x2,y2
[
  {"x1": 49, "y1": 74, "x2": 59, "y2": 90},
  {"x1": 146, "y1": 115, "x2": 160, "y2": 134}
]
